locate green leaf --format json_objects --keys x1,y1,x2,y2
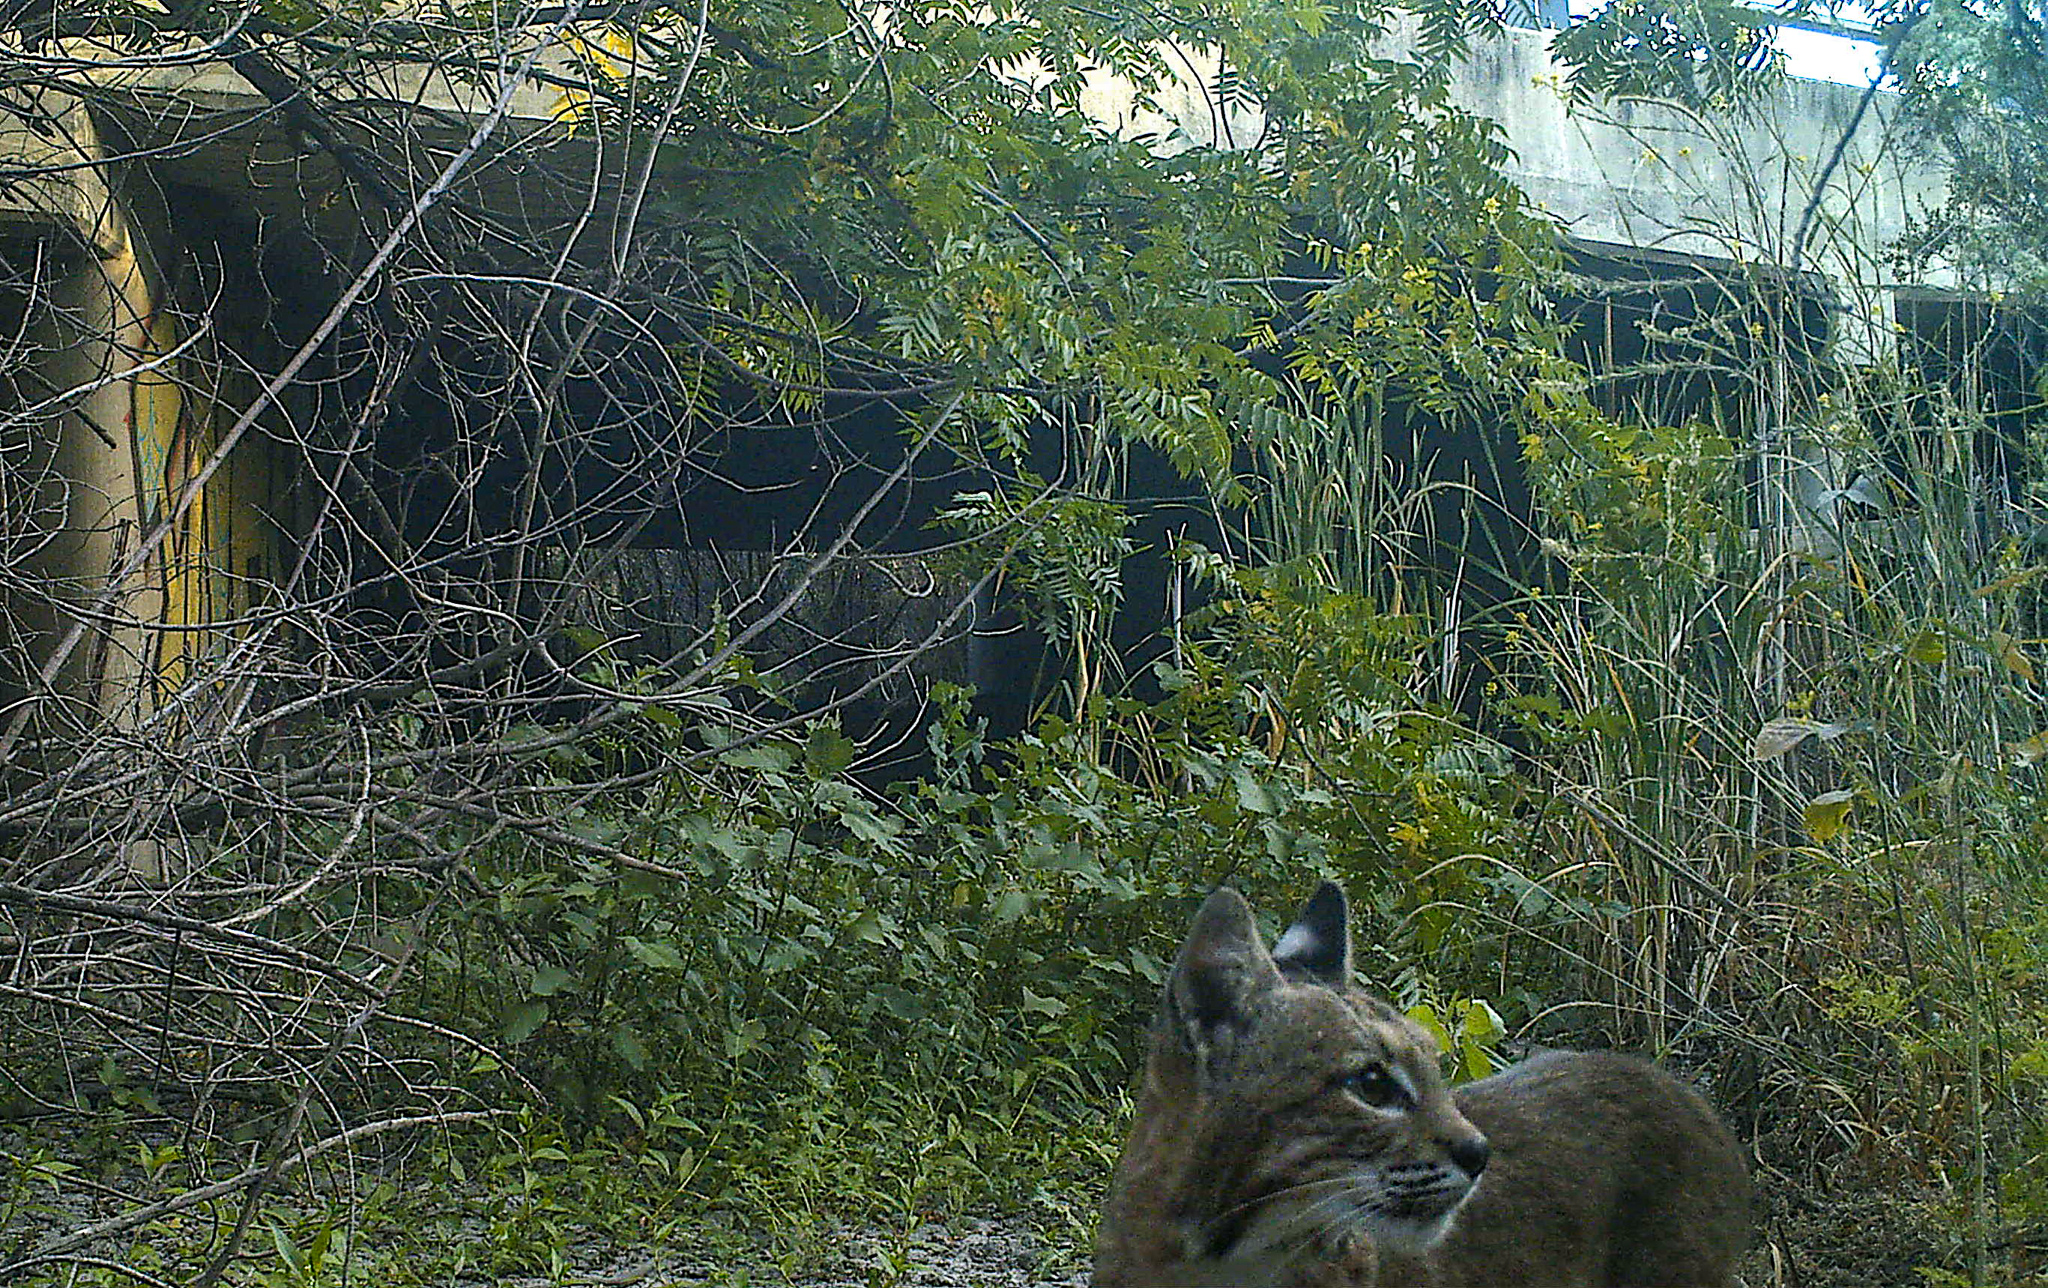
[
  {"x1": 844, "y1": 909, "x2": 891, "y2": 945},
  {"x1": 1023, "y1": 838, "x2": 1094, "y2": 872},
  {"x1": 1021, "y1": 987, "x2": 1067, "y2": 1017},
  {"x1": 306, "y1": 1220, "x2": 333, "y2": 1271},
  {"x1": 529, "y1": 964, "x2": 574, "y2": 997},
  {"x1": 271, "y1": 1224, "x2": 305, "y2": 1275},
  {"x1": 611, "y1": 1024, "x2": 650, "y2": 1071},
  {"x1": 875, "y1": 985, "x2": 927, "y2": 1022},
  {"x1": 1990, "y1": 631, "x2": 2038, "y2": 684},
  {"x1": 1803, "y1": 790, "x2": 1856, "y2": 844},
  {"x1": 502, "y1": 1001, "x2": 549, "y2": 1044},
  {"x1": 1461, "y1": 1039, "x2": 1493, "y2": 1083},
  {"x1": 723, "y1": 1019, "x2": 767, "y2": 1061},
  {"x1": 624, "y1": 936, "x2": 688, "y2": 971},
  {"x1": 720, "y1": 742, "x2": 794, "y2": 773},
  {"x1": 841, "y1": 805, "x2": 901, "y2": 845},
  {"x1": 762, "y1": 942, "x2": 814, "y2": 973},
  {"x1": 1458, "y1": 997, "x2": 1504, "y2": 1047},
  {"x1": 639, "y1": 703, "x2": 682, "y2": 729},
  {"x1": 1406, "y1": 1002, "x2": 1449, "y2": 1053},
  {"x1": 805, "y1": 724, "x2": 857, "y2": 778},
  {"x1": 1904, "y1": 629, "x2": 1949, "y2": 665},
  {"x1": 1233, "y1": 766, "x2": 1278, "y2": 814},
  {"x1": 561, "y1": 810, "x2": 624, "y2": 845}
]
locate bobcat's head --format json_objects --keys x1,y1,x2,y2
[{"x1": 1096, "y1": 884, "x2": 1490, "y2": 1284}]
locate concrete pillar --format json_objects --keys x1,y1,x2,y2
[{"x1": 0, "y1": 90, "x2": 170, "y2": 745}]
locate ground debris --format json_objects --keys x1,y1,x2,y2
[{"x1": 493, "y1": 1218, "x2": 1091, "y2": 1288}]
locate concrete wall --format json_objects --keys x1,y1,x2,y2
[{"x1": 1443, "y1": 24, "x2": 1944, "y2": 359}]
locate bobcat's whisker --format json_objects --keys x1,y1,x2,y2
[{"x1": 1214, "y1": 1173, "x2": 1355, "y2": 1222}]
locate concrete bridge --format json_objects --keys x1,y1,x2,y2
[{"x1": 0, "y1": 15, "x2": 1994, "y2": 746}]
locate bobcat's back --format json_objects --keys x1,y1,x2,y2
[{"x1": 1385, "y1": 1050, "x2": 1751, "y2": 1287}]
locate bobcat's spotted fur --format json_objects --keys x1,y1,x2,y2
[{"x1": 1093, "y1": 883, "x2": 1750, "y2": 1287}]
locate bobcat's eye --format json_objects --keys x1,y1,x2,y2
[{"x1": 1339, "y1": 1064, "x2": 1407, "y2": 1110}]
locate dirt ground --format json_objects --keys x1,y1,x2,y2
[
  {"x1": 3, "y1": 1128, "x2": 1987, "y2": 1288},
  {"x1": 533, "y1": 1184, "x2": 1959, "y2": 1288},
  {"x1": 502, "y1": 1219, "x2": 1091, "y2": 1288},
  {"x1": 4, "y1": 1203, "x2": 1981, "y2": 1287}
]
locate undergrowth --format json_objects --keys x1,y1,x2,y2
[
  {"x1": 10, "y1": 425, "x2": 2048, "y2": 1284},
  {"x1": 10, "y1": 393, "x2": 2048, "y2": 1288},
  {"x1": 1, "y1": 570, "x2": 1523, "y2": 1285}
]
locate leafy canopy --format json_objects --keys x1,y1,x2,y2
[
  {"x1": 162, "y1": 0, "x2": 1568, "y2": 486},
  {"x1": 1888, "y1": 0, "x2": 2048, "y2": 291}
]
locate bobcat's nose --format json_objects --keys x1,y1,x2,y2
[{"x1": 1448, "y1": 1132, "x2": 1490, "y2": 1178}]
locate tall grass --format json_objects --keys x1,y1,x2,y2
[
  {"x1": 1512, "y1": 352, "x2": 2048, "y2": 1276},
  {"x1": 1235, "y1": 94, "x2": 2048, "y2": 1280}
]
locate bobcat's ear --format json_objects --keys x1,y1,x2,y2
[
  {"x1": 1271, "y1": 881, "x2": 1351, "y2": 988},
  {"x1": 1166, "y1": 888, "x2": 1285, "y2": 1061}
]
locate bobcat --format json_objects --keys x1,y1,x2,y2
[{"x1": 1093, "y1": 883, "x2": 1750, "y2": 1288}]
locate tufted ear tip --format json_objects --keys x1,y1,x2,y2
[
  {"x1": 1271, "y1": 880, "x2": 1352, "y2": 988},
  {"x1": 1166, "y1": 887, "x2": 1283, "y2": 1059},
  {"x1": 1188, "y1": 887, "x2": 1254, "y2": 939}
]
